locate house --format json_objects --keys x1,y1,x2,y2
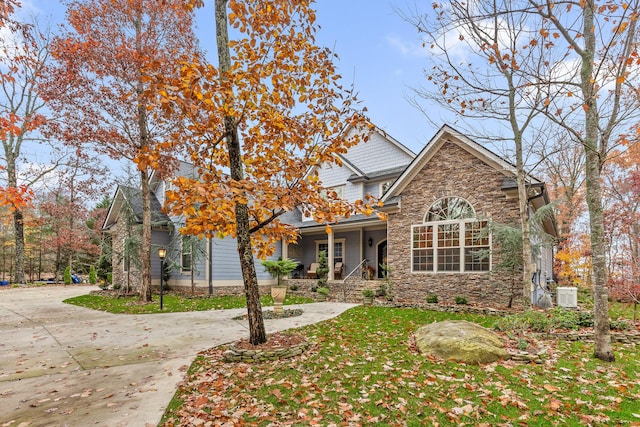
[
  {"x1": 284, "y1": 124, "x2": 556, "y2": 307},
  {"x1": 103, "y1": 124, "x2": 556, "y2": 308},
  {"x1": 102, "y1": 161, "x2": 281, "y2": 293}
]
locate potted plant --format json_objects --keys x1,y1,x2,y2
[
  {"x1": 317, "y1": 286, "x2": 330, "y2": 301},
  {"x1": 362, "y1": 288, "x2": 375, "y2": 305},
  {"x1": 261, "y1": 258, "x2": 299, "y2": 315}
]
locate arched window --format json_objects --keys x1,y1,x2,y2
[
  {"x1": 412, "y1": 197, "x2": 490, "y2": 273},
  {"x1": 425, "y1": 197, "x2": 475, "y2": 222}
]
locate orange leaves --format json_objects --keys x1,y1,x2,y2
[{"x1": 0, "y1": 185, "x2": 33, "y2": 211}]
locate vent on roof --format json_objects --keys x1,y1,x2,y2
[{"x1": 556, "y1": 287, "x2": 578, "y2": 308}]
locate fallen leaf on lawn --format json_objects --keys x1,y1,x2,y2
[
  {"x1": 543, "y1": 384, "x2": 559, "y2": 392},
  {"x1": 194, "y1": 396, "x2": 208, "y2": 407},
  {"x1": 549, "y1": 399, "x2": 562, "y2": 410}
]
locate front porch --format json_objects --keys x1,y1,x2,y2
[{"x1": 283, "y1": 218, "x2": 388, "y2": 282}]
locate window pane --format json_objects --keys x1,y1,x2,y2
[
  {"x1": 426, "y1": 197, "x2": 475, "y2": 221},
  {"x1": 438, "y1": 223, "x2": 459, "y2": 248},
  {"x1": 436, "y1": 224, "x2": 460, "y2": 271},
  {"x1": 334, "y1": 242, "x2": 343, "y2": 264},
  {"x1": 182, "y1": 236, "x2": 192, "y2": 271},
  {"x1": 465, "y1": 221, "x2": 488, "y2": 246},
  {"x1": 438, "y1": 248, "x2": 460, "y2": 271},
  {"x1": 464, "y1": 221, "x2": 489, "y2": 271},
  {"x1": 465, "y1": 248, "x2": 490, "y2": 271},
  {"x1": 412, "y1": 225, "x2": 433, "y2": 271},
  {"x1": 413, "y1": 225, "x2": 433, "y2": 249},
  {"x1": 413, "y1": 249, "x2": 433, "y2": 271}
]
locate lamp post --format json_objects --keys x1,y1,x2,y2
[{"x1": 158, "y1": 247, "x2": 166, "y2": 310}]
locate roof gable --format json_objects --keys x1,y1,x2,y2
[
  {"x1": 382, "y1": 125, "x2": 541, "y2": 202},
  {"x1": 102, "y1": 185, "x2": 171, "y2": 230}
]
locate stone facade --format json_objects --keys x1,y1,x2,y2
[
  {"x1": 387, "y1": 140, "x2": 523, "y2": 309},
  {"x1": 110, "y1": 220, "x2": 143, "y2": 292}
]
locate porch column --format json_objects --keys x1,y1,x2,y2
[{"x1": 328, "y1": 231, "x2": 334, "y2": 281}]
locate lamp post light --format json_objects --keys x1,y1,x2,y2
[{"x1": 158, "y1": 247, "x2": 166, "y2": 310}]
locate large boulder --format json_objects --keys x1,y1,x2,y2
[{"x1": 415, "y1": 320, "x2": 510, "y2": 364}]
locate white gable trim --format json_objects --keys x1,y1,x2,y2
[
  {"x1": 334, "y1": 154, "x2": 366, "y2": 177},
  {"x1": 102, "y1": 186, "x2": 125, "y2": 230}
]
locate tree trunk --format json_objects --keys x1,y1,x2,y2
[
  {"x1": 215, "y1": 0, "x2": 266, "y2": 345},
  {"x1": 13, "y1": 208, "x2": 25, "y2": 283},
  {"x1": 514, "y1": 133, "x2": 532, "y2": 310},
  {"x1": 140, "y1": 169, "x2": 152, "y2": 301},
  {"x1": 135, "y1": 7, "x2": 152, "y2": 302},
  {"x1": 7, "y1": 157, "x2": 25, "y2": 284},
  {"x1": 581, "y1": 0, "x2": 614, "y2": 362}
]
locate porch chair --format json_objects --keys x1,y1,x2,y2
[
  {"x1": 334, "y1": 262, "x2": 343, "y2": 280},
  {"x1": 307, "y1": 263, "x2": 319, "y2": 279}
]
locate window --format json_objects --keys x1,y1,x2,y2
[
  {"x1": 412, "y1": 197, "x2": 490, "y2": 273},
  {"x1": 322, "y1": 185, "x2": 345, "y2": 200},
  {"x1": 316, "y1": 239, "x2": 345, "y2": 264},
  {"x1": 181, "y1": 235, "x2": 192, "y2": 272},
  {"x1": 380, "y1": 181, "x2": 393, "y2": 196},
  {"x1": 164, "y1": 181, "x2": 173, "y2": 204}
]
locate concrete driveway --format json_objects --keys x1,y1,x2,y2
[{"x1": 0, "y1": 286, "x2": 356, "y2": 427}]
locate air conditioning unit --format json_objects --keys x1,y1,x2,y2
[{"x1": 556, "y1": 287, "x2": 578, "y2": 308}]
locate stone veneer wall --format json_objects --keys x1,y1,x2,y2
[
  {"x1": 111, "y1": 220, "x2": 142, "y2": 291},
  {"x1": 284, "y1": 278, "x2": 376, "y2": 303},
  {"x1": 387, "y1": 140, "x2": 524, "y2": 309}
]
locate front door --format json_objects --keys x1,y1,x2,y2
[{"x1": 377, "y1": 240, "x2": 387, "y2": 279}]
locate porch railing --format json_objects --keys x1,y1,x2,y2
[{"x1": 341, "y1": 259, "x2": 368, "y2": 302}]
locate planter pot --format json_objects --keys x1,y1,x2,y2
[
  {"x1": 363, "y1": 295, "x2": 374, "y2": 305},
  {"x1": 271, "y1": 286, "x2": 287, "y2": 315}
]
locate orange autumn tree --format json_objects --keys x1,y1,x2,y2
[
  {"x1": 45, "y1": 0, "x2": 198, "y2": 301},
  {"x1": 0, "y1": 1, "x2": 49, "y2": 283},
  {"x1": 158, "y1": 0, "x2": 376, "y2": 344}
]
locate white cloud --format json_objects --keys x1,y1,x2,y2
[{"x1": 385, "y1": 34, "x2": 428, "y2": 58}]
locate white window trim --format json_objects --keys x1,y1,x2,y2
[
  {"x1": 410, "y1": 220, "x2": 491, "y2": 274},
  {"x1": 181, "y1": 236, "x2": 193, "y2": 272},
  {"x1": 316, "y1": 238, "x2": 346, "y2": 263}
]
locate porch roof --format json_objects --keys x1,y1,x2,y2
[{"x1": 292, "y1": 212, "x2": 386, "y2": 233}]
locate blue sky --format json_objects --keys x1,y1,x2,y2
[{"x1": 23, "y1": 0, "x2": 446, "y2": 154}]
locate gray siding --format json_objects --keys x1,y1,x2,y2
[
  {"x1": 211, "y1": 236, "x2": 281, "y2": 281},
  {"x1": 343, "y1": 130, "x2": 414, "y2": 175},
  {"x1": 151, "y1": 231, "x2": 173, "y2": 278}
]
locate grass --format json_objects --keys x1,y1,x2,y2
[
  {"x1": 160, "y1": 306, "x2": 640, "y2": 426},
  {"x1": 63, "y1": 293, "x2": 314, "y2": 314}
]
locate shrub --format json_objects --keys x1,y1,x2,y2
[
  {"x1": 89, "y1": 265, "x2": 98, "y2": 285},
  {"x1": 362, "y1": 288, "x2": 375, "y2": 298},
  {"x1": 261, "y1": 258, "x2": 299, "y2": 286},
  {"x1": 316, "y1": 251, "x2": 329, "y2": 289},
  {"x1": 106, "y1": 273, "x2": 113, "y2": 284},
  {"x1": 454, "y1": 296, "x2": 468, "y2": 305},
  {"x1": 289, "y1": 284, "x2": 299, "y2": 291},
  {"x1": 611, "y1": 320, "x2": 632, "y2": 330},
  {"x1": 63, "y1": 266, "x2": 72, "y2": 285},
  {"x1": 426, "y1": 294, "x2": 438, "y2": 304},
  {"x1": 317, "y1": 286, "x2": 330, "y2": 296},
  {"x1": 494, "y1": 308, "x2": 598, "y2": 334}
]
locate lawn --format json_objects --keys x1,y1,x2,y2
[
  {"x1": 63, "y1": 293, "x2": 314, "y2": 314},
  {"x1": 160, "y1": 305, "x2": 640, "y2": 426}
]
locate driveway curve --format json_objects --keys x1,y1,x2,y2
[{"x1": 0, "y1": 286, "x2": 356, "y2": 426}]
